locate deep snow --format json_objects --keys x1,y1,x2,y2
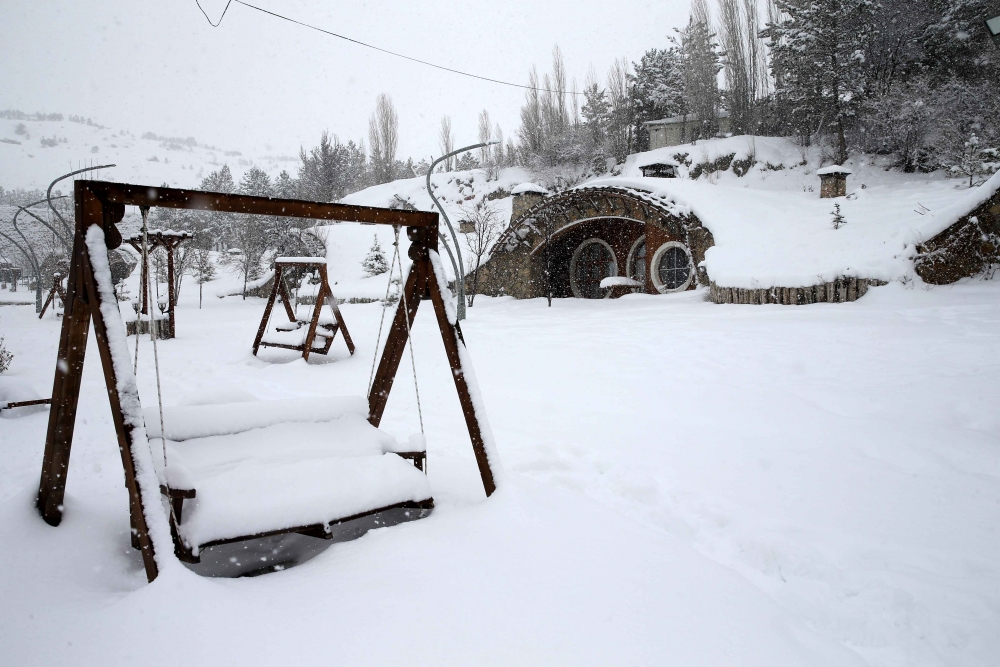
[{"x1": 2, "y1": 262, "x2": 999, "y2": 665}]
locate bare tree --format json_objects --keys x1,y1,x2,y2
[
  {"x1": 518, "y1": 67, "x2": 544, "y2": 154},
  {"x1": 719, "y1": 0, "x2": 770, "y2": 134},
  {"x1": 478, "y1": 110, "x2": 503, "y2": 180},
  {"x1": 189, "y1": 248, "x2": 216, "y2": 309},
  {"x1": 368, "y1": 93, "x2": 399, "y2": 184},
  {"x1": 438, "y1": 115, "x2": 455, "y2": 171},
  {"x1": 461, "y1": 200, "x2": 502, "y2": 306},
  {"x1": 606, "y1": 58, "x2": 633, "y2": 163}
]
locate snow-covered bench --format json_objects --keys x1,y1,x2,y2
[{"x1": 144, "y1": 396, "x2": 431, "y2": 561}]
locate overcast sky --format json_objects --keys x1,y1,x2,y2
[{"x1": 1, "y1": 0, "x2": 691, "y2": 160}]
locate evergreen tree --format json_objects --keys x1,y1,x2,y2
[
  {"x1": 680, "y1": 0, "x2": 722, "y2": 141},
  {"x1": 630, "y1": 47, "x2": 686, "y2": 150},
  {"x1": 581, "y1": 78, "x2": 610, "y2": 151},
  {"x1": 273, "y1": 169, "x2": 297, "y2": 199},
  {"x1": 200, "y1": 164, "x2": 235, "y2": 193},
  {"x1": 831, "y1": 203, "x2": 846, "y2": 229},
  {"x1": 362, "y1": 235, "x2": 389, "y2": 276},
  {"x1": 771, "y1": 0, "x2": 876, "y2": 163},
  {"x1": 223, "y1": 167, "x2": 274, "y2": 298}
]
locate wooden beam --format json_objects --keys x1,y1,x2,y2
[{"x1": 86, "y1": 181, "x2": 438, "y2": 227}]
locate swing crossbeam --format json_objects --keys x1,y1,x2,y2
[{"x1": 36, "y1": 181, "x2": 497, "y2": 583}]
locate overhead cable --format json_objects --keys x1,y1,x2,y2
[{"x1": 195, "y1": 0, "x2": 583, "y2": 96}]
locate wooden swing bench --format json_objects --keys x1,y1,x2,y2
[
  {"x1": 36, "y1": 181, "x2": 499, "y2": 583},
  {"x1": 147, "y1": 397, "x2": 431, "y2": 565},
  {"x1": 252, "y1": 257, "x2": 356, "y2": 361}
]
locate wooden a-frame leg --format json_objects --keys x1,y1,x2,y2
[
  {"x1": 37, "y1": 259, "x2": 92, "y2": 522},
  {"x1": 327, "y1": 295, "x2": 356, "y2": 355},
  {"x1": 37, "y1": 284, "x2": 57, "y2": 319},
  {"x1": 38, "y1": 185, "x2": 160, "y2": 582},
  {"x1": 367, "y1": 250, "x2": 497, "y2": 497},
  {"x1": 367, "y1": 266, "x2": 423, "y2": 424},
  {"x1": 301, "y1": 282, "x2": 326, "y2": 362},
  {"x1": 252, "y1": 266, "x2": 283, "y2": 356},
  {"x1": 425, "y1": 259, "x2": 497, "y2": 497},
  {"x1": 277, "y1": 274, "x2": 296, "y2": 322}
]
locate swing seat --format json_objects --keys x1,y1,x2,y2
[
  {"x1": 264, "y1": 317, "x2": 341, "y2": 354},
  {"x1": 144, "y1": 396, "x2": 431, "y2": 562}
]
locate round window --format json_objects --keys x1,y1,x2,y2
[
  {"x1": 650, "y1": 242, "x2": 693, "y2": 293},
  {"x1": 570, "y1": 239, "x2": 617, "y2": 299},
  {"x1": 627, "y1": 237, "x2": 646, "y2": 286}
]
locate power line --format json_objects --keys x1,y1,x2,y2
[{"x1": 195, "y1": 0, "x2": 583, "y2": 96}]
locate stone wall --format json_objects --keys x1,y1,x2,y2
[
  {"x1": 914, "y1": 190, "x2": 1000, "y2": 284},
  {"x1": 709, "y1": 277, "x2": 886, "y2": 305}
]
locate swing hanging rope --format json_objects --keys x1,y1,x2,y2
[
  {"x1": 138, "y1": 207, "x2": 169, "y2": 469},
  {"x1": 367, "y1": 226, "x2": 424, "y2": 435}
]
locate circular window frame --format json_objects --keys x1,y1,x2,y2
[
  {"x1": 626, "y1": 235, "x2": 647, "y2": 288},
  {"x1": 569, "y1": 238, "x2": 618, "y2": 299},
  {"x1": 650, "y1": 241, "x2": 694, "y2": 294}
]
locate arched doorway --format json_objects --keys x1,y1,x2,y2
[{"x1": 570, "y1": 239, "x2": 618, "y2": 298}]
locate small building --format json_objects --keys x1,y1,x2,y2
[
  {"x1": 644, "y1": 111, "x2": 731, "y2": 150},
  {"x1": 510, "y1": 182, "x2": 549, "y2": 220},
  {"x1": 817, "y1": 165, "x2": 851, "y2": 198},
  {"x1": 639, "y1": 163, "x2": 678, "y2": 178}
]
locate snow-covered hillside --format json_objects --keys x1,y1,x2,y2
[{"x1": 0, "y1": 113, "x2": 295, "y2": 190}]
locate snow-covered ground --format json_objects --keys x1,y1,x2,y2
[{"x1": 2, "y1": 258, "x2": 998, "y2": 665}]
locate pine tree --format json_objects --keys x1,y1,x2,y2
[
  {"x1": 362, "y1": 235, "x2": 389, "y2": 276},
  {"x1": 771, "y1": 0, "x2": 876, "y2": 163},
  {"x1": 680, "y1": 0, "x2": 722, "y2": 141},
  {"x1": 831, "y1": 203, "x2": 846, "y2": 229},
  {"x1": 630, "y1": 48, "x2": 686, "y2": 150},
  {"x1": 0, "y1": 335, "x2": 13, "y2": 373}
]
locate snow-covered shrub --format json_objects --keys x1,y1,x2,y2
[
  {"x1": 831, "y1": 203, "x2": 846, "y2": 230},
  {"x1": 0, "y1": 336, "x2": 12, "y2": 373},
  {"x1": 362, "y1": 235, "x2": 389, "y2": 276}
]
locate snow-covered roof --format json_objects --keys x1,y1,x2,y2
[
  {"x1": 644, "y1": 110, "x2": 730, "y2": 126},
  {"x1": 816, "y1": 165, "x2": 852, "y2": 176},
  {"x1": 511, "y1": 182, "x2": 549, "y2": 196},
  {"x1": 577, "y1": 171, "x2": 1000, "y2": 289}
]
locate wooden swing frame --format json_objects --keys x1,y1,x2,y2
[
  {"x1": 252, "y1": 258, "x2": 356, "y2": 361},
  {"x1": 36, "y1": 180, "x2": 498, "y2": 582},
  {"x1": 37, "y1": 272, "x2": 67, "y2": 319}
]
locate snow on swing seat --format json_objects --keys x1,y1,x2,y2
[{"x1": 144, "y1": 397, "x2": 431, "y2": 552}]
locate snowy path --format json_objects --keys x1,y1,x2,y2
[{"x1": 1, "y1": 280, "x2": 998, "y2": 665}]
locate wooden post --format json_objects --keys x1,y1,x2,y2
[
  {"x1": 166, "y1": 238, "x2": 176, "y2": 338},
  {"x1": 252, "y1": 265, "x2": 283, "y2": 356},
  {"x1": 37, "y1": 183, "x2": 159, "y2": 581}
]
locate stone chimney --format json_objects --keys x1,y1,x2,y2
[
  {"x1": 817, "y1": 165, "x2": 851, "y2": 198},
  {"x1": 510, "y1": 183, "x2": 549, "y2": 221}
]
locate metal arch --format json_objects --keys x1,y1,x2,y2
[{"x1": 425, "y1": 142, "x2": 498, "y2": 321}]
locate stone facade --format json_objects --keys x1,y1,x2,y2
[
  {"x1": 819, "y1": 173, "x2": 848, "y2": 198},
  {"x1": 471, "y1": 187, "x2": 714, "y2": 299},
  {"x1": 914, "y1": 189, "x2": 1000, "y2": 284}
]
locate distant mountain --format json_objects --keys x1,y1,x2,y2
[{"x1": 0, "y1": 111, "x2": 297, "y2": 190}]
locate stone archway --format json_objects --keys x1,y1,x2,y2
[{"x1": 474, "y1": 187, "x2": 714, "y2": 299}]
